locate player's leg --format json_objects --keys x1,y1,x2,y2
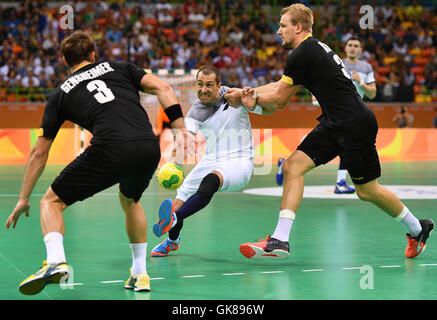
[
  {"x1": 151, "y1": 161, "x2": 212, "y2": 257},
  {"x1": 17, "y1": 187, "x2": 70, "y2": 295},
  {"x1": 354, "y1": 179, "x2": 434, "y2": 258},
  {"x1": 18, "y1": 169, "x2": 93, "y2": 296},
  {"x1": 151, "y1": 198, "x2": 185, "y2": 257},
  {"x1": 239, "y1": 150, "x2": 315, "y2": 260},
  {"x1": 334, "y1": 158, "x2": 355, "y2": 194},
  {"x1": 240, "y1": 125, "x2": 338, "y2": 260},
  {"x1": 120, "y1": 140, "x2": 160, "y2": 291},
  {"x1": 153, "y1": 170, "x2": 222, "y2": 238},
  {"x1": 119, "y1": 191, "x2": 151, "y2": 291},
  {"x1": 341, "y1": 127, "x2": 434, "y2": 259}
]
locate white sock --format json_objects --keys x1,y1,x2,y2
[
  {"x1": 43, "y1": 232, "x2": 66, "y2": 264},
  {"x1": 337, "y1": 169, "x2": 347, "y2": 183},
  {"x1": 395, "y1": 206, "x2": 422, "y2": 237},
  {"x1": 130, "y1": 242, "x2": 147, "y2": 276},
  {"x1": 271, "y1": 209, "x2": 296, "y2": 242}
]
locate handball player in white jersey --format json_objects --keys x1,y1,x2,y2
[{"x1": 150, "y1": 66, "x2": 262, "y2": 257}]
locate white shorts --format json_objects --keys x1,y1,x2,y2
[{"x1": 176, "y1": 158, "x2": 254, "y2": 202}]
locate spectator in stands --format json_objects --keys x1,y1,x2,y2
[
  {"x1": 157, "y1": 7, "x2": 174, "y2": 28},
  {"x1": 405, "y1": 0, "x2": 423, "y2": 22},
  {"x1": 381, "y1": 70, "x2": 401, "y2": 102},
  {"x1": 183, "y1": 0, "x2": 198, "y2": 16},
  {"x1": 224, "y1": 41, "x2": 241, "y2": 63},
  {"x1": 156, "y1": 0, "x2": 173, "y2": 13},
  {"x1": 0, "y1": 56, "x2": 11, "y2": 79},
  {"x1": 227, "y1": 72, "x2": 241, "y2": 88},
  {"x1": 187, "y1": 5, "x2": 206, "y2": 28},
  {"x1": 425, "y1": 56, "x2": 437, "y2": 90},
  {"x1": 393, "y1": 106, "x2": 414, "y2": 128},
  {"x1": 238, "y1": 13, "x2": 251, "y2": 31},
  {"x1": 236, "y1": 57, "x2": 251, "y2": 84},
  {"x1": 317, "y1": 0, "x2": 336, "y2": 22},
  {"x1": 418, "y1": 28, "x2": 434, "y2": 49},
  {"x1": 241, "y1": 71, "x2": 258, "y2": 88},
  {"x1": 106, "y1": 26, "x2": 123, "y2": 44},
  {"x1": 6, "y1": 68, "x2": 21, "y2": 87},
  {"x1": 176, "y1": 41, "x2": 191, "y2": 68},
  {"x1": 199, "y1": 25, "x2": 219, "y2": 45},
  {"x1": 403, "y1": 28, "x2": 418, "y2": 46},
  {"x1": 393, "y1": 36, "x2": 408, "y2": 55},
  {"x1": 212, "y1": 48, "x2": 232, "y2": 70},
  {"x1": 141, "y1": 0, "x2": 157, "y2": 20},
  {"x1": 185, "y1": 51, "x2": 198, "y2": 70},
  {"x1": 21, "y1": 67, "x2": 40, "y2": 88},
  {"x1": 0, "y1": 0, "x2": 435, "y2": 105},
  {"x1": 228, "y1": 25, "x2": 244, "y2": 44},
  {"x1": 34, "y1": 59, "x2": 55, "y2": 79}
]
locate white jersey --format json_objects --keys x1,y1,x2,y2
[
  {"x1": 342, "y1": 59, "x2": 375, "y2": 99},
  {"x1": 185, "y1": 86, "x2": 254, "y2": 162}
]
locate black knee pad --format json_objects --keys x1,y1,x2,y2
[{"x1": 197, "y1": 173, "x2": 221, "y2": 199}]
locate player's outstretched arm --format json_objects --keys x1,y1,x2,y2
[
  {"x1": 5, "y1": 136, "x2": 53, "y2": 229},
  {"x1": 254, "y1": 81, "x2": 300, "y2": 110}
]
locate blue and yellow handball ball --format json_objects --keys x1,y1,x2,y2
[{"x1": 156, "y1": 163, "x2": 185, "y2": 190}]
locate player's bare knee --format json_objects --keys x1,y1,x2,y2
[
  {"x1": 40, "y1": 188, "x2": 67, "y2": 211},
  {"x1": 282, "y1": 158, "x2": 302, "y2": 178},
  {"x1": 119, "y1": 191, "x2": 135, "y2": 209},
  {"x1": 355, "y1": 188, "x2": 374, "y2": 202}
]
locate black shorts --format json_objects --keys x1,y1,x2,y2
[
  {"x1": 51, "y1": 139, "x2": 161, "y2": 205},
  {"x1": 297, "y1": 117, "x2": 381, "y2": 185}
]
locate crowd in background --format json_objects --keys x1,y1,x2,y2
[{"x1": 0, "y1": 0, "x2": 436, "y2": 103}]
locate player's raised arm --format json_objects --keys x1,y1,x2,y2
[{"x1": 140, "y1": 73, "x2": 185, "y2": 130}]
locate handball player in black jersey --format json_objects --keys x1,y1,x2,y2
[
  {"x1": 5, "y1": 31, "x2": 186, "y2": 294},
  {"x1": 225, "y1": 4, "x2": 433, "y2": 261}
]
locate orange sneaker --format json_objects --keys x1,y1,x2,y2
[
  {"x1": 152, "y1": 199, "x2": 175, "y2": 237},
  {"x1": 239, "y1": 235, "x2": 289, "y2": 260},
  {"x1": 405, "y1": 219, "x2": 434, "y2": 258},
  {"x1": 150, "y1": 236, "x2": 181, "y2": 257}
]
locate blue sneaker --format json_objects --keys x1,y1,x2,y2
[
  {"x1": 276, "y1": 158, "x2": 285, "y2": 186},
  {"x1": 334, "y1": 179, "x2": 355, "y2": 194},
  {"x1": 153, "y1": 198, "x2": 176, "y2": 237},
  {"x1": 150, "y1": 236, "x2": 181, "y2": 257}
]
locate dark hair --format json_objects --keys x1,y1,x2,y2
[
  {"x1": 61, "y1": 31, "x2": 96, "y2": 67},
  {"x1": 196, "y1": 65, "x2": 221, "y2": 84},
  {"x1": 345, "y1": 36, "x2": 362, "y2": 46}
]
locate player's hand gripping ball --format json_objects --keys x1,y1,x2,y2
[{"x1": 157, "y1": 163, "x2": 185, "y2": 190}]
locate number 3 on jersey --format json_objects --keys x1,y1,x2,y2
[
  {"x1": 317, "y1": 41, "x2": 351, "y2": 80},
  {"x1": 87, "y1": 80, "x2": 115, "y2": 104}
]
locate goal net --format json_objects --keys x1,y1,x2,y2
[{"x1": 140, "y1": 69, "x2": 198, "y2": 129}]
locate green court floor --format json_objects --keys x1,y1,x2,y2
[{"x1": 1, "y1": 161, "x2": 437, "y2": 300}]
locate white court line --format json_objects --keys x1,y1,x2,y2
[
  {"x1": 61, "y1": 283, "x2": 83, "y2": 287},
  {"x1": 341, "y1": 267, "x2": 361, "y2": 270},
  {"x1": 222, "y1": 273, "x2": 245, "y2": 276},
  {"x1": 101, "y1": 280, "x2": 124, "y2": 284},
  {"x1": 379, "y1": 265, "x2": 401, "y2": 268},
  {"x1": 182, "y1": 275, "x2": 205, "y2": 278},
  {"x1": 262, "y1": 271, "x2": 284, "y2": 274},
  {"x1": 301, "y1": 269, "x2": 324, "y2": 272},
  {"x1": 150, "y1": 277, "x2": 165, "y2": 280},
  {"x1": 419, "y1": 264, "x2": 437, "y2": 267}
]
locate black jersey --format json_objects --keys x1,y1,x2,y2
[
  {"x1": 39, "y1": 61, "x2": 156, "y2": 144},
  {"x1": 281, "y1": 36, "x2": 374, "y2": 129}
]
